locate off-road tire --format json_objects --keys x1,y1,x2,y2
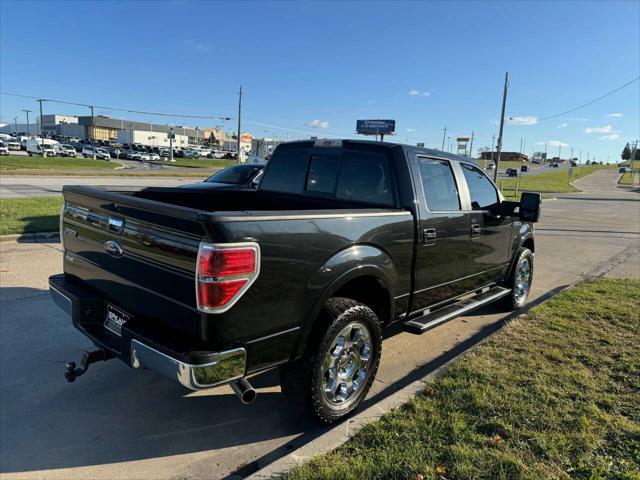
[
  {"x1": 280, "y1": 297, "x2": 382, "y2": 423},
  {"x1": 500, "y1": 247, "x2": 534, "y2": 311}
]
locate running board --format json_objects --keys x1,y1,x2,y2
[{"x1": 403, "y1": 286, "x2": 511, "y2": 334}]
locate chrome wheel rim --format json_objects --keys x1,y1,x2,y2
[
  {"x1": 514, "y1": 257, "x2": 531, "y2": 302},
  {"x1": 321, "y1": 321, "x2": 372, "y2": 405}
]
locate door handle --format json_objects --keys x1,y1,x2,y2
[
  {"x1": 423, "y1": 228, "x2": 437, "y2": 245},
  {"x1": 470, "y1": 223, "x2": 481, "y2": 239}
]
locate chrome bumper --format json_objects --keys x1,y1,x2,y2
[
  {"x1": 130, "y1": 340, "x2": 246, "y2": 390},
  {"x1": 49, "y1": 280, "x2": 246, "y2": 391}
]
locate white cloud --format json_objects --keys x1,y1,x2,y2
[
  {"x1": 306, "y1": 119, "x2": 330, "y2": 129},
  {"x1": 506, "y1": 115, "x2": 538, "y2": 125},
  {"x1": 599, "y1": 134, "x2": 619, "y2": 140},
  {"x1": 536, "y1": 140, "x2": 569, "y2": 148},
  {"x1": 585, "y1": 125, "x2": 614, "y2": 134},
  {"x1": 185, "y1": 39, "x2": 211, "y2": 52},
  {"x1": 605, "y1": 112, "x2": 622, "y2": 117},
  {"x1": 557, "y1": 122, "x2": 568, "y2": 129},
  {"x1": 406, "y1": 128, "x2": 416, "y2": 132},
  {"x1": 408, "y1": 89, "x2": 431, "y2": 97}
]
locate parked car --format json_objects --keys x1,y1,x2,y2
[
  {"x1": 619, "y1": 167, "x2": 631, "y2": 173},
  {"x1": 506, "y1": 168, "x2": 519, "y2": 177},
  {"x1": 82, "y1": 146, "x2": 110, "y2": 160},
  {"x1": 159, "y1": 149, "x2": 170, "y2": 157},
  {"x1": 149, "y1": 153, "x2": 160, "y2": 161},
  {"x1": 485, "y1": 163, "x2": 495, "y2": 170},
  {"x1": 181, "y1": 164, "x2": 266, "y2": 191},
  {"x1": 7, "y1": 139, "x2": 21, "y2": 151},
  {"x1": 50, "y1": 139, "x2": 541, "y2": 423},
  {"x1": 551, "y1": 163, "x2": 559, "y2": 168},
  {"x1": 0, "y1": 141, "x2": 9, "y2": 156},
  {"x1": 184, "y1": 149, "x2": 200, "y2": 159},
  {"x1": 206, "y1": 150, "x2": 226, "y2": 159},
  {"x1": 59, "y1": 144, "x2": 78, "y2": 157},
  {"x1": 520, "y1": 165, "x2": 528, "y2": 172}
]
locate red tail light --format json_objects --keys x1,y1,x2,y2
[{"x1": 196, "y1": 242, "x2": 260, "y2": 313}]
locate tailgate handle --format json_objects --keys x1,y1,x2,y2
[{"x1": 108, "y1": 217, "x2": 125, "y2": 235}]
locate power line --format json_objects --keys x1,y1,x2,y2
[
  {"x1": 536, "y1": 76, "x2": 640, "y2": 122},
  {"x1": 0, "y1": 91, "x2": 231, "y2": 120}
]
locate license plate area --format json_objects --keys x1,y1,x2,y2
[{"x1": 104, "y1": 304, "x2": 131, "y2": 336}]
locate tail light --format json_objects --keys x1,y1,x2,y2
[{"x1": 196, "y1": 242, "x2": 260, "y2": 313}]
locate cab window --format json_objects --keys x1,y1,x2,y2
[{"x1": 461, "y1": 163, "x2": 499, "y2": 210}]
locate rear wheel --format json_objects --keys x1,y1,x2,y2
[
  {"x1": 280, "y1": 297, "x2": 382, "y2": 423},
  {"x1": 501, "y1": 247, "x2": 533, "y2": 310}
]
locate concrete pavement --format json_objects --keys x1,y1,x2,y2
[
  {"x1": 0, "y1": 175, "x2": 205, "y2": 198},
  {"x1": 0, "y1": 168, "x2": 638, "y2": 479}
]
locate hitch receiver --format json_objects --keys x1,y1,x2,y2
[{"x1": 65, "y1": 349, "x2": 115, "y2": 382}]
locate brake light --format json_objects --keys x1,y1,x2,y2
[{"x1": 196, "y1": 242, "x2": 260, "y2": 313}]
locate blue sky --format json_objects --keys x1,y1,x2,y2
[{"x1": 1, "y1": 0, "x2": 638, "y2": 161}]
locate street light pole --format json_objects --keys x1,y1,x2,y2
[
  {"x1": 37, "y1": 99, "x2": 45, "y2": 157},
  {"x1": 494, "y1": 72, "x2": 509, "y2": 182},
  {"x1": 89, "y1": 106, "x2": 96, "y2": 159},
  {"x1": 237, "y1": 85, "x2": 243, "y2": 163},
  {"x1": 22, "y1": 109, "x2": 32, "y2": 136},
  {"x1": 13, "y1": 116, "x2": 18, "y2": 135}
]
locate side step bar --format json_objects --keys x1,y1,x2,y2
[{"x1": 403, "y1": 286, "x2": 511, "y2": 334}]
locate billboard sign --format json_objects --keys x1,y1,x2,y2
[{"x1": 356, "y1": 119, "x2": 396, "y2": 135}]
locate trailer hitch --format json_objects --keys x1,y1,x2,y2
[{"x1": 65, "y1": 349, "x2": 115, "y2": 382}]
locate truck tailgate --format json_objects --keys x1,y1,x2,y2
[{"x1": 61, "y1": 186, "x2": 205, "y2": 338}]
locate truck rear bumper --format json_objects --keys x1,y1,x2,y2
[{"x1": 49, "y1": 274, "x2": 246, "y2": 390}]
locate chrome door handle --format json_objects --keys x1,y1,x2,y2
[{"x1": 423, "y1": 228, "x2": 437, "y2": 245}]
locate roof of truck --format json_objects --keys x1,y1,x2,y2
[{"x1": 278, "y1": 139, "x2": 483, "y2": 168}]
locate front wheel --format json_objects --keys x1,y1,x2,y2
[
  {"x1": 501, "y1": 247, "x2": 534, "y2": 310},
  {"x1": 280, "y1": 297, "x2": 382, "y2": 423}
]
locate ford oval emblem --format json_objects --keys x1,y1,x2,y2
[{"x1": 104, "y1": 240, "x2": 124, "y2": 258}]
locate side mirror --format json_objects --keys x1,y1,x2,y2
[{"x1": 520, "y1": 192, "x2": 542, "y2": 222}]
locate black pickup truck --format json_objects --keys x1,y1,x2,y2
[{"x1": 49, "y1": 139, "x2": 541, "y2": 423}]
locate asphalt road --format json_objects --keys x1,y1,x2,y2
[{"x1": 0, "y1": 169, "x2": 638, "y2": 479}]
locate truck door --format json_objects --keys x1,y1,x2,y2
[
  {"x1": 458, "y1": 162, "x2": 512, "y2": 288},
  {"x1": 410, "y1": 156, "x2": 469, "y2": 312}
]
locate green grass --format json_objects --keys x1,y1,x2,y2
[
  {"x1": 0, "y1": 155, "x2": 121, "y2": 171},
  {"x1": 287, "y1": 278, "x2": 640, "y2": 480},
  {"x1": 147, "y1": 158, "x2": 237, "y2": 169},
  {"x1": 619, "y1": 172, "x2": 638, "y2": 186},
  {"x1": 0, "y1": 196, "x2": 63, "y2": 235},
  {"x1": 499, "y1": 165, "x2": 614, "y2": 200}
]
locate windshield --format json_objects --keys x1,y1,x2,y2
[{"x1": 206, "y1": 164, "x2": 263, "y2": 185}]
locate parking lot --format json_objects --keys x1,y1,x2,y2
[{"x1": 0, "y1": 169, "x2": 638, "y2": 479}]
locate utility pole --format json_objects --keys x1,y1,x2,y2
[
  {"x1": 468, "y1": 131, "x2": 474, "y2": 158},
  {"x1": 237, "y1": 85, "x2": 243, "y2": 163},
  {"x1": 447, "y1": 136, "x2": 452, "y2": 152},
  {"x1": 579, "y1": 150, "x2": 582, "y2": 164},
  {"x1": 519, "y1": 138, "x2": 523, "y2": 155},
  {"x1": 441, "y1": 125, "x2": 447, "y2": 151},
  {"x1": 494, "y1": 72, "x2": 509, "y2": 182},
  {"x1": 490, "y1": 134, "x2": 496, "y2": 168},
  {"x1": 89, "y1": 106, "x2": 96, "y2": 159},
  {"x1": 13, "y1": 116, "x2": 18, "y2": 135},
  {"x1": 37, "y1": 99, "x2": 45, "y2": 157}
]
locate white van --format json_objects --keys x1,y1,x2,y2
[{"x1": 27, "y1": 139, "x2": 58, "y2": 157}]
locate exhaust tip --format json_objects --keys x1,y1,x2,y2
[{"x1": 231, "y1": 378, "x2": 256, "y2": 404}]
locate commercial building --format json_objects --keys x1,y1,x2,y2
[{"x1": 479, "y1": 151, "x2": 529, "y2": 162}]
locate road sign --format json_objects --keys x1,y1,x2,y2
[{"x1": 356, "y1": 119, "x2": 396, "y2": 135}]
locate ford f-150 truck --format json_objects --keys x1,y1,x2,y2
[{"x1": 49, "y1": 139, "x2": 541, "y2": 423}]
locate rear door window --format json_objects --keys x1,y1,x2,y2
[
  {"x1": 417, "y1": 158, "x2": 461, "y2": 211},
  {"x1": 336, "y1": 151, "x2": 393, "y2": 206}
]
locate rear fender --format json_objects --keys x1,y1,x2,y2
[{"x1": 292, "y1": 245, "x2": 396, "y2": 360}]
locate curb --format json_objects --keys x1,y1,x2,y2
[
  {"x1": 0, "y1": 231, "x2": 59, "y2": 243},
  {"x1": 245, "y1": 245, "x2": 637, "y2": 480}
]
